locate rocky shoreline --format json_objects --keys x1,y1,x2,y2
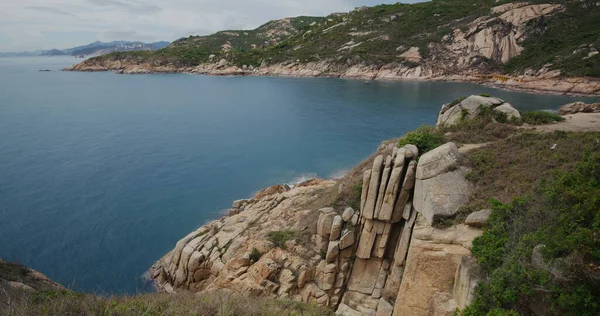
[{"x1": 64, "y1": 61, "x2": 600, "y2": 97}]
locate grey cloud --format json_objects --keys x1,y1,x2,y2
[
  {"x1": 86, "y1": 0, "x2": 162, "y2": 14},
  {"x1": 25, "y1": 6, "x2": 78, "y2": 17}
]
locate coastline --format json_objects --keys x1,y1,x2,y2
[{"x1": 64, "y1": 62, "x2": 600, "y2": 98}]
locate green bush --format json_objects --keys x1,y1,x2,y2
[
  {"x1": 397, "y1": 125, "x2": 444, "y2": 154},
  {"x1": 249, "y1": 247, "x2": 262, "y2": 262},
  {"x1": 464, "y1": 152, "x2": 600, "y2": 315},
  {"x1": 521, "y1": 111, "x2": 565, "y2": 125},
  {"x1": 267, "y1": 230, "x2": 297, "y2": 249}
]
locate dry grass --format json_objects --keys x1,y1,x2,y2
[
  {"x1": 0, "y1": 288, "x2": 334, "y2": 316},
  {"x1": 461, "y1": 130, "x2": 600, "y2": 217}
]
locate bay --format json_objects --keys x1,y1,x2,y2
[{"x1": 0, "y1": 57, "x2": 597, "y2": 293}]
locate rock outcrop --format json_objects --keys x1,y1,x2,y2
[
  {"x1": 437, "y1": 95, "x2": 521, "y2": 127},
  {"x1": 151, "y1": 138, "x2": 484, "y2": 315},
  {"x1": 0, "y1": 259, "x2": 65, "y2": 292},
  {"x1": 558, "y1": 101, "x2": 600, "y2": 115},
  {"x1": 414, "y1": 143, "x2": 473, "y2": 225}
]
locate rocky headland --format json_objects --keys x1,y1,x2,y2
[
  {"x1": 145, "y1": 97, "x2": 600, "y2": 315},
  {"x1": 65, "y1": 1, "x2": 600, "y2": 96},
  {"x1": 3, "y1": 97, "x2": 600, "y2": 315}
]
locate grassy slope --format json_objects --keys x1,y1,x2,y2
[
  {"x1": 463, "y1": 134, "x2": 600, "y2": 315},
  {"x1": 0, "y1": 288, "x2": 333, "y2": 316}
]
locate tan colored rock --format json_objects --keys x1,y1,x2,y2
[
  {"x1": 494, "y1": 103, "x2": 521, "y2": 120},
  {"x1": 393, "y1": 239, "x2": 470, "y2": 316},
  {"x1": 351, "y1": 213, "x2": 359, "y2": 226},
  {"x1": 363, "y1": 155, "x2": 385, "y2": 219},
  {"x1": 337, "y1": 303, "x2": 362, "y2": 316},
  {"x1": 248, "y1": 257, "x2": 280, "y2": 283},
  {"x1": 414, "y1": 167, "x2": 472, "y2": 225},
  {"x1": 330, "y1": 215, "x2": 343, "y2": 240},
  {"x1": 374, "y1": 156, "x2": 394, "y2": 218},
  {"x1": 378, "y1": 152, "x2": 406, "y2": 221},
  {"x1": 347, "y1": 259, "x2": 382, "y2": 294},
  {"x1": 391, "y1": 160, "x2": 417, "y2": 223},
  {"x1": 360, "y1": 170, "x2": 372, "y2": 213},
  {"x1": 342, "y1": 207, "x2": 355, "y2": 222},
  {"x1": 558, "y1": 101, "x2": 600, "y2": 115},
  {"x1": 403, "y1": 145, "x2": 418, "y2": 159},
  {"x1": 415, "y1": 142, "x2": 460, "y2": 180},
  {"x1": 399, "y1": 47, "x2": 422, "y2": 62},
  {"x1": 465, "y1": 209, "x2": 492, "y2": 228},
  {"x1": 278, "y1": 268, "x2": 296, "y2": 295},
  {"x1": 393, "y1": 210, "x2": 417, "y2": 267},
  {"x1": 316, "y1": 262, "x2": 337, "y2": 291},
  {"x1": 453, "y1": 256, "x2": 481, "y2": 310},
  {"x1": 317, "y1": 208, "x2": 336, "y2": 238},
  {"x1": 326, "y1": 241, "x2": 340, "y2": 263},
  {"x1": 340, "y1": 229, "x2": 355, "y2": 249},
  {"x1": 356, "y1": 219, "x2": 377, "y2": 259},
  {"x1": 376, "y1": 298, "x2": 394, "y2": 316},
  {"x1": 343, "y1": 290, "x2": 380, "y2": 311}
]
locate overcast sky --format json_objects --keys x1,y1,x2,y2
[{"x1": 0, "y1": 0, "x2": 424, "y2": 52}]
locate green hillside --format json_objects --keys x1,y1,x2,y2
[{"x1": 82, "y1": 0, "x2": 600, "y2": 77}]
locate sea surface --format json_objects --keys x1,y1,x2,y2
[{"x1": 1, "y1": 56, "x2": 598, "y2": 294}]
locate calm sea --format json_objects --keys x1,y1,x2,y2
[{"x1": 0, "y1": 56, "x2": 597, "y2": 293}]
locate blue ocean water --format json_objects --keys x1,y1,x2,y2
[{"x1": 0, "y1": 57, "x2": 598, "y2": 294}]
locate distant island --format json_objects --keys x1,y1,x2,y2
[{"x1": 1, "y1": 40, "x2": 170, "y2": 58}]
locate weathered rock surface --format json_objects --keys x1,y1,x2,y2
[
  {"x1": 393, "y1": 214, "x2": 483, "y2": 316},
  {"x1": 558, "y1": 101, "x2": 600, "y2": 115},
  {"x1": 437, "y1": 95, "x2": 521, "y2": 127},
  {"x1": 465, "y1": 209, "x2": 492, "y2": 228},
  {"x1": 150, "y1": 137, "x2": 483, "y2": 315},
  {"x1": 0, "y1": 259, "x2": 66, "y2": 292},
  {"x1": 414, "y1": 143, "x2": 473, "y2": 225}
]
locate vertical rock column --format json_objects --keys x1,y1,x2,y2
[{"x1": 337, "y1": 144, "x2": 419, "y2": 316}]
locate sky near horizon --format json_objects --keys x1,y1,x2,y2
[{"x1": 0, "y1": 0, "x2": 424, "y2": 52}]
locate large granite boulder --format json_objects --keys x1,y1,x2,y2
[
  {"x1": 557, "y1": 101, "x2": 600, "y2": 115},
  {"x1": 414, "y1": 143, "x2": 473, "y2": 225},
  {"x1": 437, "y1": 95, "x2": 521, "y2": 126}
]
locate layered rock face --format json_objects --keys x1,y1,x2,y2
[{"x1": 151, "y1": 139, "x2": 485, "y2": 315}]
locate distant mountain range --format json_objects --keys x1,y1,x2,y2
[{"x1": 1, "y1": 41, "x2": 170, "y2": 57}]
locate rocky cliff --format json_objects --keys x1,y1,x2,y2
[
  {"x1": 65, "y1": 0, "x2": 600, "y2": 96},
  {"x1": 150, "y1": 129, "x2": 489, "y2": 315}
]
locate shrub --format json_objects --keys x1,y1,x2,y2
[
  {"x1": 448, "y1": 96, "x2": 467, "y2": 107},
  {"x1": 249, "y1": 248, "x2": 262, "y2": 262},
  {"x1": 397, "y1": 125, "x2": 444, "y2": 154},
  {"x1": 464, "y1": 152, "x2": 600, "y2": 315},
  {"x1": 267, "y1": 230, "x2": 297, "y2": 249},
  {"x1": 0, "y1": 260, "x2": 29, "y2": 282},
  {"x1": 521, "y1": 111, "x2": 565, "y2": 125}
]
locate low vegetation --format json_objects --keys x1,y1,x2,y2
[
  {"x1": 520, "y1": 111, "x2": 565, "y2": 125},
  {"x1": 0, "y1": 288, "x2": 333, "y2": 316},
  {"x1": 249, "y1": 248, "x2": 262, "y2": 263},
  {"x1": 0, "y1": 261, "x2": 29, "y2": 283},
  {"x1": 266, "y1": 230, "x2": 297, "y2": 249},
  {"x1": 397, "y1": 125, "x2": 445, "y2": 154},
  {"x1": 463, "y1": 131, "x2": 600, "y2": 214},
  {"x1": 464, "y1": 151, "x2": 600, "y2": 315}
]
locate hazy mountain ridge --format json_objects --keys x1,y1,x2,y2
[{"x1": 1, "y1": 41, "x2": 170, "y2": 57}]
